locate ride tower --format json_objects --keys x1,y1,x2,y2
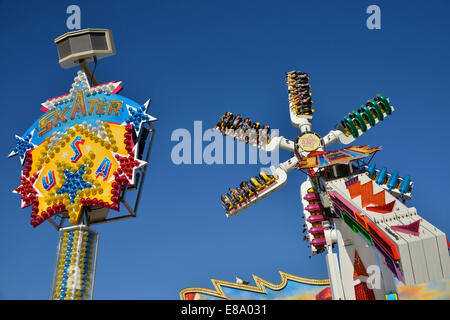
[
  {"x1": 214, "y1": 70, "x2": 450, "y2": 300},
  {"x1": 10, "y1": 29, "x2": 157, "y2": 300}
]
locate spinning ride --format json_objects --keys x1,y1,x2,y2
[{"x1": 214, "y1": 70, "x2": 450, "y2": 300}]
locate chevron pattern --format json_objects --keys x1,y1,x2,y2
[{"x1": 347, "y1": 180, "x2": 386, "y2": 208}]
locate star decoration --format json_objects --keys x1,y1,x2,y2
[
  {"x1": 40, "y1": 71, "x2": 122, "y2": 112},
  {"x1": 13, "y1": 171, "x2": 44, "y2": 228},
  {"x1": 112, "y1": 143, "x2": 146, "y2": 185},
  {"x1": 9, "y1": 131, "x2": 37, "y2": 165},
  {"x1": 56, "y1": 165, "x2": 93, "y2": 203},
  {"x1": 125, "y1": 99, "x2": 157, "y2": 135},
  {"x1": 14, "y1": 172, "x2": 39, "y2": 208}
]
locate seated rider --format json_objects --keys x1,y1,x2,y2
[
  {"x1": 260, "y1": 172, "x2": 275, "y2": 184},
  {"x1": 231, "y1": 114, "x2": 242, "y2": 130},
  {"x1": 240, "y1": 181, "x2": 257, "y2": 198},
  {"x1": 220, "y1": 112, "x2": 234, "y2": 133},
  {"x1": 229, "y1": 187, "x2": 245, "y2": 204},
  {"x1": 239, "y1": 118, "x2": 252, "y2": 141},
  {"x1": 249, "y1": 122, "x2": 259, "y2": 144},
  {"x1": 298, "y1": 72, "x2": 308, "y2": 80},
  {"x1": 215, "y1": 111, "x2": 232, "y2": 130},
  {"x1": 259, "y1": 125, "x2": 271, "y2": 145},
  {"x1": 300, "y1": 96, "x2": 312, "y2": 105},
  {"x1": 221, "y1": 193, "x2": 235, "y2": 210},
  {"x1": 255, "y1": 175, "x2": 266, "y2": 185},
  {"x1": 296, "y1": 82, "x2": 310, "y2": 90},
  {"x1": 224, "y1": 113, "x2": 236, "y2": 129},
  {"x1": 237, "y1": 186, "x2": 249, "y2": 201},
  {"x1": 249, "y1": 176, "x2": 263, "y2": 190}
]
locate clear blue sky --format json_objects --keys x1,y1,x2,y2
[{"x1": 1, "y1": 0, "x2": 449, "y2": 299}]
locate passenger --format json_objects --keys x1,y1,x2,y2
[
  {"x1": 221, "y1": 193, "x2": 235, "y2": 210},
  {"x1": 223, "y1": 113, "x2": 236, "y2": 130},
  {"x1": 214, "y1": 112, "x2": 228, "y2": 129},
  {"x1": 229, "y1": 187, "x2": 241, "y2": 203},
  {"x1": 298, "y1": 88, "x2": 310, "y2": 96},
  {"x1": 297, "y1": 82, "x2": 310, "y2": 90},
  {"x1": 299, "y1": 91, "x2": 312, "y2": 98},
  {"x1": 263, "y1": 125, "x2": 271, "y2": 144},
  {"x1": 216, "y1": 112, "x2": 233, "y2": 133},
  {"x1": 290, "y1": 95, "x2": 301, "y2": 104},
  {"x1": 259, "y1": 172, "x2": 275, "y2": 184},
  {"x1": 249, "y1": 177, "x2": 264, "y2": 191},
  {"x1": 254, "y1": 175, "x2": 265, "y2": 186},
  {"x1": 248, "y1": 123, "x2": 257, "y2": 144},
  {"x1": 239, "y1": 118, "x2": 252, "y2": 142},
  {"x1": 297, "y1": 77, "x2": 309, "y2": 84},
  {"x1": 231, "y1": 114, "x2": 242, "y2": 130},
  {"x1": 286, "y1": 73, "x2": 297, "y2": 81},
  {"x1": 298, "y1": 72, "x2": 308, "y2": 79},
  {"x1": 258, "y1": 125, "x2": 270, "y2": 145},
  {"x1": 236, "y1": 186, "x2": 248, "y2": 201},
  {"x1": 240, "y1": 180, "x2": 257, "y2": 197},
  {"x1": 300, "y1": 96, "x2": 312, "y2": 105},
  {"x1": 255, "y1": 122, "x2": 262, "y2": 144}
]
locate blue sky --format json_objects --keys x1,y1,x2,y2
[{"x1": 1, "y1": 0, "x2": 449, "y2": 299}]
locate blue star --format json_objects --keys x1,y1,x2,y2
[
  {"x1": 56, "y1": 165, "x2": 93, "y2": 203},
  {"x1": 9, "y1": 132, "x2": 36, "y2": 165},
  {"x1": 125, "y1": 100, "x2": 157, "y2": 134}
]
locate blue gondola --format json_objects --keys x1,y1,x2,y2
[
  {"x1": 387, "y1": 171, "x2": 399, "y2": 190},
  {"x1": 366, "y1": 163, "x2": 376, "y2": 177},
  {"x1": 375, "y1": 167, "x2": 387, "y2": 185},
  {"x1": 399, "y1": 175, "x2": 411, "y2": 194}
]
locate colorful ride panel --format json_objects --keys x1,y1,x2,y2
[{"x1": 326, "y1": 173, "x2": 450, "y2": 286}]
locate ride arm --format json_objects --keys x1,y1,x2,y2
[
  {"x1": 222, "y1": 156, "x2": 298, "y2": 217},
  {"x1": 322, "y1": 94, "x2": 395, "y2": 148},
  {"x1": 213, "y1": 113, "x2": 295, "y2": 152}
]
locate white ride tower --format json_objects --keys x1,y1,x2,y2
[{"x1": 214, "y1": 70, "x2": 450, "y2": 300}]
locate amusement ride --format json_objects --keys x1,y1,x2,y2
[{"x1": 214, "y1": 70, "x2": 450, "y2": 300}]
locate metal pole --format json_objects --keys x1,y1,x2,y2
[
  {"x1": 133, "y1": 123, "x2": 155, "y2": 213},
  {"x1": 78, "y1": 59, "x2": 99, "y2": 86}
]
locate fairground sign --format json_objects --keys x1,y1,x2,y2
[{"x1": 10, "y1": 71, "x2": 156, "y2": 227}]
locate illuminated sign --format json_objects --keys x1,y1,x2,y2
[
  {"x1": 10, "y1": 71, "x2": 156, "y2": 227},
  {"x1": 296, "y1": 132, "x2": 322, "y2": 152}
]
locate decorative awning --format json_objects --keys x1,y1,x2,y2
[{"x1": 298, "y1": 145, "x2": 381, "y2": 169}]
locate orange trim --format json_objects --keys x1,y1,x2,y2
[
  {"x1": 347, "y1": 180, "x2": 385, "y2": 208},
  {"x1": 354, "y1": 212, "x2": 369, "y2": 231}
]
